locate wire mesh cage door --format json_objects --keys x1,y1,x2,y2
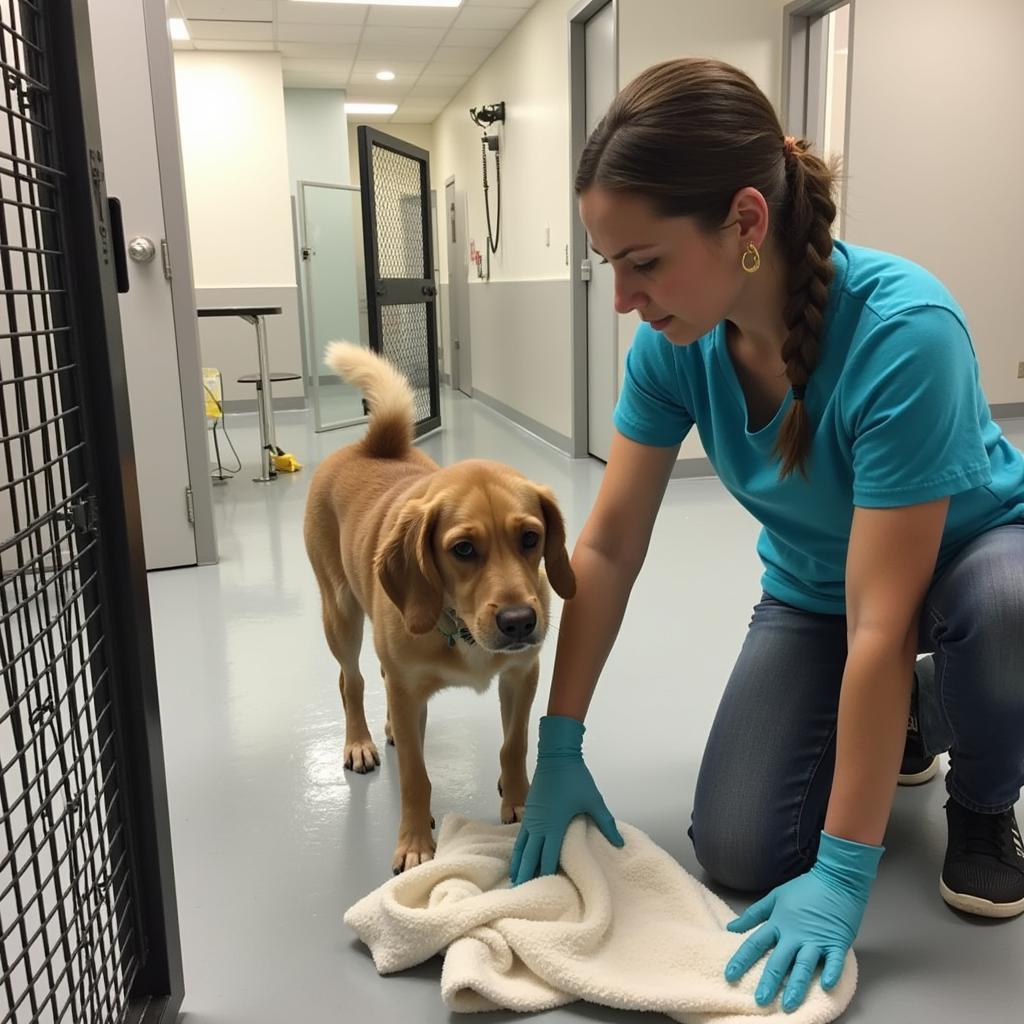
[
  {"x1": 1, "y1": 2, "x2": 183, "y2": 1022},
  {"x1": 356, "y1": 126, "x2": 441, "y2": 438}
]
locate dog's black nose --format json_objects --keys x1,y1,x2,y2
[{"x1": 496, "y1": 605, "x2": 537, "y2": 641}]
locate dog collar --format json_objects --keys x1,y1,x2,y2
[{"x1": 437, "y1": 608, "x2": 476, "y2": 648}]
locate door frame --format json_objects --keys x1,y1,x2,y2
[
  {"x1": 782, "y1": 0, "x2": 856, "y2": 226},
  {"x1": 568, "y1": 0, "x2": 619, "y2": 459},
  {"x1": 141, "y1": 0, "x2": 217, "y2": 565},
  {"x1": 296, "y1": 179, "x2": 368, "y2": 432},
  {"x1": 357, "y1": 125, "x2": 441, "y2": 439},
  {"x1": 444, "y1": 174, "x2": 473, "y2": 396}
]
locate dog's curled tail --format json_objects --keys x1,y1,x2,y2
[{"x1": 323, "y1": 341, "x2": 414, "y2": 459}]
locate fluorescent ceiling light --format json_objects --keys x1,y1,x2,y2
[
  {"x1": 345, "y1": 103, "x2": 398, "y2": 115},
  {"x1": 376, "y1": 70, "x2": 396, "y2": 81},
  {"x1": 169, "y1": 18, "x2": 190, "y2": 41},
  {"x1": 295, "y1": 1, "x2": 461, "y2": 8}
]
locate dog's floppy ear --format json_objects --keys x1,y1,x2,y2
[
  {"x1": 375, "y1": 498, "x2": 444, "y2": 635},
  {"x1": 535, "y1": 486, "x2": 576, "y2": 600}
]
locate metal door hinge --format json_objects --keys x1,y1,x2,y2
[
  {"x1": 185, "y1": 487, "x2": 195, "y2": 525},
  {"x1": 579, "y1": 257, "x2": 592, "y2": 281},
  {"x1": 65, "y1": 495, "x2": 99, "y2": 534},
  {"x1": 160, "y1": 239, "x2": 172, "y2": 280}
]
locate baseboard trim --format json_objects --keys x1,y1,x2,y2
[
  {"x1": 670, "y1": 457, "x2": 715, "y2": 479},
  {"x1": 221, "y1": 397, "x2": 307, "y2": 414},
  {"x1": 993, "y1": 402, "x2": 1024, "y2": 419},
  {"x1": 470, "y1": 387, "x2": 572, "y2": 455}
]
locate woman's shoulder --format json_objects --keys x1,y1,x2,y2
[{"x1": 834, "y1": 240, "x2": 967, "y2": 329}]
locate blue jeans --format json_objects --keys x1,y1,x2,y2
[{"x1": 689, "y1": 522, "x2": 1024, "y2": 893}]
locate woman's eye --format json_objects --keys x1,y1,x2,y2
[
  {"x1": 634, "y1": 259, "x2": 658, "y2": 274},
  {"x1": 522, "y1": 531, "x2": 540, "y2": 550},
  {"x1": 452, "y1": 541, "x2": 476, "y2": 559}
]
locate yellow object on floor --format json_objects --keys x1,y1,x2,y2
[{"x1": 273, "y1": 451, "x2": 303, "y2": 473}]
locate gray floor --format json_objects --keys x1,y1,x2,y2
[{"x1": 147, "y1": 394, "x2": 1024, "y2": 1024}]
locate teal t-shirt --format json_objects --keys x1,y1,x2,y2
[{"x1": 613, "y1": 241, "x2": 1024, "y2": 614}]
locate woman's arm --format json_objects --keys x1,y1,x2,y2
[
  {"x1": 826, "y1": 497, "x2": 950, "y2": 844},
  {"x1": 547, "y1": 429, "x2": 680, "y2": 719}
]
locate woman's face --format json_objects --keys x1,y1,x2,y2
[{"x1": 579, "y1": 187, "x2": 749, "y2": 346}]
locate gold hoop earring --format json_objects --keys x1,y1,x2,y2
[{"x1": 741, "y1": 243, "x2": 761, "y2": 274}]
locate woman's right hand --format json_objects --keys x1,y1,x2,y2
[{"x1": 509, "y1": 715, "x2": 623, "y2": 885}]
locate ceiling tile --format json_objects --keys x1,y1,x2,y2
[
  {"x1": 359, "y1": 25, "x2": 447, "y2": 48},
  {"x1": 181, "y1": 0, "x2": 272, "y2": 17},
  {"x1": 276, "y1": 0, "x2": 368, "y2": 25},
  {"x1": 463, "y1": 0, "x2": 535, "y2": 8},
  {"x1": 276, "y1": 22, "x2": 363, "y2": 43},
  {"x1": 430, "y1": 45, "x2": 490, "y2": 71},
  {"x1": 441, "y1": 27, "x2": 506, "y2": 48},
  {"x1": 365, "y1": 4, "x2": 459, "y2": 29},
  {"x1": 356, "y1": 42, "x2": 440, "y2": 62},
  {"x1": 453, "y1": 5, "x2": 527, "y2": 30},
  {"x1": 278, "y1": 42, "x2": 357, "y2": 58},
  {"x1": 188, "y1": 19, "x2": 273, "y2": 41},
  {"x1": 352, "y1": 61, "x2": 425, "y2": 76},
  {"x1": 193, "y1": 39, "x2": 275, "y2": 50},
  {"x1": 282, "y1": 57, "x2": 353, "y2": 72}
]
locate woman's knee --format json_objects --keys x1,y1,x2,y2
[{"x1": 689, "y1": 800, "x2": 814, "y2": 893}]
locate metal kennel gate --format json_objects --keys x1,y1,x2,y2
[
  {"x1": 1, "y1": 2, "x2": 182, "y2": 1022},
  {"x1": 357, "y1": 126, "x2": 441, "y2": 438}
]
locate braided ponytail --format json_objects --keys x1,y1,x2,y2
[
  {"x1": 575, "y1": 59, "x2": 840, "y2": 480},
  {"x1": 774, "y1": 140, "x2": 838, "y2": 478}
]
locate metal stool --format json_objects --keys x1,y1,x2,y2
[{"x1": 237, "y1": 372, "x2": 301, "y2": 482}]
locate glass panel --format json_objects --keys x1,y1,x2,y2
[{"x1": 299, "y1": 183, "x2": 369, "y2": 431}]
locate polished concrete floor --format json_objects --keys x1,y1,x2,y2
[{"x1": 147, "y1": 393, "x2": 1024, "y2": 1023}]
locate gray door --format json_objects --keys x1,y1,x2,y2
[
  {"x1": 445, "y1": 178, "x2": 473, "y2": 396},
  {"x1": 87, "y1": 0, "x2": 210, "y2": 569},
  {"x1": 584, "y1": 2, "x2": 617, "y2": 461}
]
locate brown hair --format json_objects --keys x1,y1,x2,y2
[{"x1": 575, "y1": 58, "x2": 837, "y2": 478}]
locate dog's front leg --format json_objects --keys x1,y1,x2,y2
[
  {"x1": 383, "y1": 667, "x2": 435, "y2": 873},
  {"x1": 498, "y1": 658, "x2": 539, "y2": 824}
]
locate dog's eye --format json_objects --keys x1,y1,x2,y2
[
  {"x1": 452, "y1": 540, "x2": 476, "y2": 560},
  {"x1": 522, "y1": 531, "x2": 540, "y2": 550}
]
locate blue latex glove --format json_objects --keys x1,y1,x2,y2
[
  {"x1": 509, "y1": 715, "x2": 624, "y2": 885},
  {"x1": 724, "y1": 831, "x2": 884, "y2": 1014}
]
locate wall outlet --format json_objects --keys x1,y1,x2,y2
[{"x1": 1018, "y1": 360, "x2": 1024, "y2": 379}]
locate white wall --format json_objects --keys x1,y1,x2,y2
[
  {"x1": 843, "y1": 0, "x2": 1023, "y2": 406},
  {"x1": 430, "y1": 0, "x2": 578, "y2": 441},
  {"x1": 174, "y1": 51, "x2": 303, "y2": 404},
  {"x1": 174, "y1": 51, "x2": 294, "y2": 288}
]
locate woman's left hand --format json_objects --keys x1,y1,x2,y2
[{"x1": 724, "y1": 831, "x2": 884, "y2": 1013}]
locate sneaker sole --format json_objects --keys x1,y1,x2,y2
[
  {"x1": 939, "y1": 878, "x2": 1024, "y2": 919},
  {"x1": 897, "y1": 755, "x2": 940, "y2": 786}
]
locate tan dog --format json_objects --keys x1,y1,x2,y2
[{"x1": 303, "y1": 343, "x2": 576, "y2": 873}]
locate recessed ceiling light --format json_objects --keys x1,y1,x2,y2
[
  {"x1": 376, "y1": 70, "x2": 396, "y2": 81},
  {"x1": 295, "y1": 1, "x2": 461, "y2": 8},
  {"x1": 345, "y1": 103, "x2": 398, "y2": 115},
  {"x1": 169, "y1": 18, "x2": 190, "y2": 41}
]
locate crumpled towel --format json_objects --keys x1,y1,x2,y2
[{"x1": 345, "y1": 814, "x2": 855, "y2": 1022}]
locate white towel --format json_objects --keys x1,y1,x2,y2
[{"x1": 345, "y1": 814, "x2": 856, "y2": 1022}]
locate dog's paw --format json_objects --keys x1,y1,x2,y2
[
  {"x1": 501, "y1": 801, "x2": 526, "y2": 824},
  {"x1": 343, "y1": 739, "x2": 381, "y2": 773},
  {"x1": 392, "y1": 825, "x2": 436, "y2": 874}
]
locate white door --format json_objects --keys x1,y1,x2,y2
[
  {"x1": 88, "y1": 1, "x2": 197, "y2": 569},
  {"x1": 585, "y1": 2, "x2": 617, "y2": 461},
  {"x1": 445, "y1": 179, "x2": 473, "y2": 397}
]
